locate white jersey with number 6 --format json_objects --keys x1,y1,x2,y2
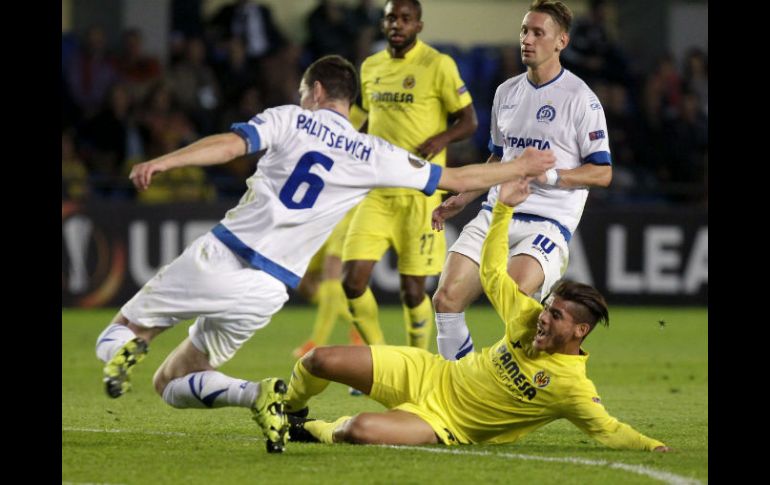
[{"x1": 219, "y1": 105, "x2": 442, "y2": 288}]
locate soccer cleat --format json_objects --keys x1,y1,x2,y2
[
  {"x1": 286, "y1": 406, "x2": 309, "y2": 419},
  {"x1": 103, "y1": 338, "x2": 149, "y2": 398},
  {"x1": 287, "y1": 414, "x2": 320, "y2": 443},
  {"x1": 348, "y1": 386, "x2": 364, "y2": 396},
  {"x1": 252, "y1": 378, "x2": 289, "y2": 453},
  {"x1": 292, "y1": 340, "x2": 316, "y2": 359}
]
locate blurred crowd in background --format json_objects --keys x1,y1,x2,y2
[{"x1": 62, "y1": 0, "x2": 707, "y2": 207}]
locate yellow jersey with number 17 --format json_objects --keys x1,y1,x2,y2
[{"x1": 360, "y1": 39, "x2": 472, "y2": 196}]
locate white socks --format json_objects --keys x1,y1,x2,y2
[
  {"x1": 95, "y1": 323, "x2": 137, "y2": 363},
  {"x1": 161, "y1": 371, "x2": 259, "y2": 409},
  {"x1": 436, "y1": 312, "x2": 474, "y2": 360}
]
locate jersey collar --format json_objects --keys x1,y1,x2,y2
[
  {"x1": 526, "y1": 67, "x2": 566, "y2": 90},
  {"x1": 389, "y1": 38, "x2": 425, "y2": 61}
]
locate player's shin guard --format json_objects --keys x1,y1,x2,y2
[
  {"x1": 95, "y1": 323, "x2": 137, "y2": 362},
  {"x1": 404, "y1": 295, "x2": 433, "y2": 349},
  {"x1": 161, "y1": 371, "x2": 258, "y2": 409},
  {"x1": 436, "y1": 312, "x2": 474, "y2": 360},
  {"x1": 285, "y1": 359, "x2": 331, "y2": 414},
  {"x1": 348, "y1": 287, "x2": 385, "y2": 345}
]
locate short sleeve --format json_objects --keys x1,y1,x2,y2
[
  {"x1": 369, "y1": 137, "x2": 442, "y2": 195},
  {"x1": 230, "y1": 106, "x2": 294, "y2": 155},
  {"x1": 488, "y1": 85, "x2": 504, "y2": 157},
  {"x1": 575, "y1": 89, "x2": 612, "y2": 165},
  {"x1": 436, "y1": 54, "x2": 473, "y2": 114}
]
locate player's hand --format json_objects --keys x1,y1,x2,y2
[
  {"x1": 653, "y1": 446, "x2": 673, "y2": 453},
  {"x1": 129, "y1": 161, "x2": 166, "y2": 191},
  {"x1": 417, "y1": 133, "x2": 450, "y2": 161},
  {"x1": 432, "y1": 195, "x2": 467, "y2": 231},
  {"x1": 498, "y1": 177, "x2": 532, "y2": 207},
  {"x1": 516, "y1": 147, "x2": 556, "y2": 177}
]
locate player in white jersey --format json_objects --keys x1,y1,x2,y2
[
  {"x1": 431, "y1": 0, "x2": 612, "y2": 361},
  {"x1": 93, "y1": 55, "x2": 556, "y2": 453}
]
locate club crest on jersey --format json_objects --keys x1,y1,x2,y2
[
  {"x1": 536, "y1": 105, "x2": 556, "y2": 123},
  {"x1": 408, "y1": 153, "x2": 426, "y2": 168},
  {"x1": 403, "y1": 75, "x2": 416, "y2": 89},
  {"x1": 533, "y1": 370, "x2": 551, "y2": 388}
]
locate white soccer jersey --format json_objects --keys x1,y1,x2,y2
[
  {"x1": 485, "y1": 69, "x2": 611, "y2": 238},
  {"x1": 217, "y1": 105, "x2": 442, "y2": 288}
]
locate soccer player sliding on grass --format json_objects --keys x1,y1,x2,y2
[
  {"x1": 282, "y1": 177, "x2": 670, "y2": 452},
  {"x1": 93, "y1": 55, "x2": 556, "y2": 454}
]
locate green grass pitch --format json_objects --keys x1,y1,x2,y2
[{"x1": 62, "y1": 305, "x2": 707, "y2": 484}]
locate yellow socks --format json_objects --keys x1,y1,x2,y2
[
  {"x1": 348, "y1": 287, "x2": 385, "y2": 345},
  {"x1": 309, "y1": 279, "x2": 349, "y2": 345},
  {"x1": 404, "y1": 295, "x2": 433, "y2": 350},
  {"x1": 305, "y1": 416, "x2": 352, "y2": 444},
  {"x1": 285, "y1": 359, "x2": 330, "y2": 413}
]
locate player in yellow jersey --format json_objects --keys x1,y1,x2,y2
[
  {"x1": 292, "y1": 208, "x2": 364, "y2": 359},
  {"x1": 342, "y1": 0, "x2": 478, "y2": 351},
  {"x1": 279, "y1": 177, "x2": 670, "y2": 452}
]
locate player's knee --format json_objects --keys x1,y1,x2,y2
[
  {"x1": 342, "y1": 262, "x2": 371, "y2": 298},
  {"x1": 400, "y1": 278, "x2": 425, "y2": 307},
  {"x1": 400, "y1": 287, "x2": 424, "y2": 308},
  {"x1": 342, "y1": 278, "x2": 363, "y2": 299},
  {"x1": 301, "y1": 347, "x2": 333, "y2": 377},
  {"x1": 340, "y1": 414, "x2": 378, "y2": 444},
  {"x1": 432, "y1": 284, "x2": 465, "y2": 313}
]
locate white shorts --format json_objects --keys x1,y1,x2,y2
[
  {"x1": 449, "y1": 209, "x2": 569, "y2": 300},
  {"x1": 121, "y1": 232, "x2": 289, "y2": 367}
]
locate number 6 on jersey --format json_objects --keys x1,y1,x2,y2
[{"x1": 279, "y1": 152, "x2": 334, "y2": 209}]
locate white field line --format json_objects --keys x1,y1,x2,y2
[
  {"x1": 63, "y1": 427, "x2": 702, "y2": 485},
  {"x1": 383, "y1": 445, "x2": 703, "y2": 485}
]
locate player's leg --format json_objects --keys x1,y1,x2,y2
[
  {"x1": 507, "y1": 254, "x2": 545, "y2": 296},
  {"x1": 507, "y1": 219, "x2": 570, "y2": 300},
  {"x1": 285, "y1": 345, "x2": 374, "y2": 414},
  {"x1": 154, "y1": 267, "x2": 291, "y2": 451},
  {"x1": 97, "y1": 314, "x2": 169, "y2": 398},
  {"x1": 431, "y1": 208, "x2": 496, "y2": 360},
  {"x1": 152, "y1": 334, "x2": 289, "y2": 451},
  {"x1": 341, "y1": 194, "x2": 392, "y2": 345},
  {"x1": 96, "y1": 237, "x2": 216, "y2": 398},
  {"x1": 334, "y1": 410, "x2": 440, "y2": 444},
  {"x1": 290, "y1": 345, "x2": 446, "y2": 445},
  {"x1": 295, "y1": 410, "x2": 438, "y2": 445},
  {"x1": 396, "y1": 193, "x2": 445, "y2": 349},
  {"x1": 400, "y1": 274, "x2": 433, "y2": 349},
  {"x1": 342, "y1": 260, "x2": 383, "y2": 343},
  {"x1": 432, "y1": 252, "x2": 484, "y2": 360}
]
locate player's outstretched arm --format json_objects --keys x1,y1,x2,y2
[
  {"x1": 129, "y1": 133, "x2": 246, "y2": 191},
  {"x1": 563, "y1": 391, "x2": 669, "y2": 452},
  {"x1": 436, "y1": 147, "x2": 555, "y2": 195},
  {"x1": 536, "y1": 163, "x2": 612, "y2": 189},
  {"x1": 432, "y1": 153, "x2": 501, "y2": 231}
]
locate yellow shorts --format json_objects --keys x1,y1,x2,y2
[
  {"x1": 342, "y1": 192, "x2": 445, "y2": 275},
  {"x1": 370, "y1": 345, "x2": 462, "y2": 445},
  {"x1": 306, "y1": 207, "x2": 358, "y2": 273}
]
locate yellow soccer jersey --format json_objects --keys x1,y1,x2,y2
[
  {"x1": 417, "y1": 201, "x2": 665, "y2": 449},
  {"x1": 360, "y1": 39, "x2": 472, "y2": 196}
]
